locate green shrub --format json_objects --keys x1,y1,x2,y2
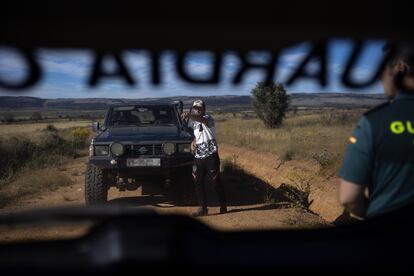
[{"x1": 251, "y1": 81, "x2": 290, "y2": 128}]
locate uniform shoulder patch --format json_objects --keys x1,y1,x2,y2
[
  {"x1": 349, "y1": 136, "x2": 358, "y2": 144},
  {"x1": 363, "y1": 101, "x2": 390, "y2": 117}
]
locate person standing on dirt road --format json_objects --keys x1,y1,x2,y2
[
  {"x1": 181, "y1": 100, "x2": 227, "y2": 217},
  {"x1": 338, "y1": 43, "x2": 414, "y2": 221}
]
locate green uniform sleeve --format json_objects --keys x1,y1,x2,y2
[{"x1": 339, "y1": 116, "x2": 374, "y2": 186}]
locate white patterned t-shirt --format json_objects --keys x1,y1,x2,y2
[{"x1": 189, "y1": 114, "x2": 218, "y2": 159}]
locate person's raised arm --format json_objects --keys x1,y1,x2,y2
[{"x1": 181, "y1": 112, "x2": 208, "y2": 125}]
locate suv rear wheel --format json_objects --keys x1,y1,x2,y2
[{"x1": 85, "y1": 164, "x2": 108, "y2": 204}]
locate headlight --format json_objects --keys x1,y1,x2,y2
[
  {"x1": 110, "y1": 142, "x2": 124, "y2": 156},
  {"x1": 162, "y1": 143, "x2": 175, "y2": 155},
  {"x1": 178, "y1": 143, "x2": 191, "y2": 153},
  {"x1": 94, "y1": 145, "x2": 109, "y2": 156}
]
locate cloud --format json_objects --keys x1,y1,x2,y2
[
  {"x1": 40, "y1": 58, "x2": 89, "y2": 77},
  {"x1": 37, "y1": 49, "x2": 92, "y2": 78}
]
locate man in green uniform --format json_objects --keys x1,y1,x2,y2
[{"x1": 338, "y1": 43, "x2": 414, "y2": 220}]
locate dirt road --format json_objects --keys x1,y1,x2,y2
[{"x1": 0, "y1": 145, "x2": 342, "y2": 240}]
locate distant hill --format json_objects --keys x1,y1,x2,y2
[{"x1": 0, "y1": 93, "x2": 387, "y2": 111}]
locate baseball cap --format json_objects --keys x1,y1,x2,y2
[{"x1": 192, "y1": 99, "x2": 204, "y2": 108}]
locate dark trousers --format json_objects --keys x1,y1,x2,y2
[{"x1": 192, "y1": 153, "x2": 227, "y2": 209}]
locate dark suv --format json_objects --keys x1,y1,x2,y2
[{"x1": 85, "y1": 101, "x2": 194, "y2": 204}]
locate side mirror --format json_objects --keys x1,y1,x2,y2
[{"x1": 92, "y1": 121, "x2": 100, "y2": 132}]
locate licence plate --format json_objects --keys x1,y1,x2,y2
[{"x1": 126, "y1": 158, "x2": 161, "y2": 167}]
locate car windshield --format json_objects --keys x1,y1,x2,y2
[
  {"x1": 108, "y1": 106, "x2": 178, "y2": 127},
  {"x1": 1, "y1": 37, "x2": 414, "y2": 242}
]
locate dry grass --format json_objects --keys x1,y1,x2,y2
[
  {"x1": 0, "y1": 168, "x2": 72, "y2": 208},
  {"x1": 0, "y1": 120, "x2": 91, "y2": 137},
  {"x1": 0, "y1": 123, "x2": 90, "y2": 208},
  {"x1": 216, "y1": 109, "x2": 363, "y2": 177}
]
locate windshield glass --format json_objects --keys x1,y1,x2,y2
[
  {"x1": 1, "y1": 37, "x2": 413, "y2": 240},
  {"x1": 108, "y1": 106, "x2": 178, "y2": 127}
]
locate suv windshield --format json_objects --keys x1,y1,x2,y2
[{"x1": 108, "y1": 106, "x2": 178, "y2": 127}]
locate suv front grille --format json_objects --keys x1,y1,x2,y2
[{"x1": 132, "y1": 144, "x2": 163, "y2": 156}]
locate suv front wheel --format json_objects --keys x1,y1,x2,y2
[{"x1": 85, "y1": 164, "x2": 108, "y2": 204}]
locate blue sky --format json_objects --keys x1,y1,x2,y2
[{"x1": 0, "y1": 39, "x2": 386, "y2": 99}]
